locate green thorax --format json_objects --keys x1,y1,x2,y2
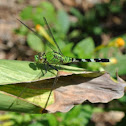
[{"x1": 42, "y1": 51, "x2": 72, "y2": 64}]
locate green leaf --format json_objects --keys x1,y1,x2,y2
[
  {"x1": 27, "y1": 33, "x2": 44, "y2": 52},
  {"x1": 0, "y1": 60, "x2": 125, "y2": 114},
  {"x1": 0, "y1": 59, "x2": 87, "y2": 113},
  {"x1": 70, "y1": 8, "x2": 83, "y2": 20},
  {"x1": 20, "y1": 6, "x2": 33, "y2": 20},
  {"x1": 73, "y1": 37, "x2": 95, "y2": 58},
  {"x1": 39, "y1": 1, "x2": 56, "y2": 22},
  {"x1": 0, "y1": 60, "x2": 87, "y2": 85},
  {"x1": 63, "y1": 105, "x2": 98, "y2": 126},
  {"x1": 15, "y1": 25, "x2": 28, "y2": 35},
  {"x1": 57, "y1": 10, "x2": 70, "y2": 34},
  {"x1": 62, "y1": 43, "x2": 74, "y2": 57},
  {"x1": 41, "y1": 1, "x2": 55, "y2": 14},
  {"x1": 0, "y1": 91, "x2": 42, "y2": 113},
  {"x1": 87, "y1": 62, "x2": 102, "y2": 71},
  {"x1": 109, "y1": 3, "x2": 122, "y2": 13},
  {"x1": 93, "y1": 26, "x2": 102, "y2": 35},
  {"x1": 105, "y1": 54, "x2": 126, "y2": 77},
  {"x1": 0, "y1": 60, "x2": 41, "y2": 84},
  {"x1": 32, "y1": 7, "x2": 44, "y2": 25},
  {"x1": 46, "y1": 114, "x2": 58, "y2": 126},
  {"x1": 97, "y1": 47, "x2": 112, "y2": 58}
]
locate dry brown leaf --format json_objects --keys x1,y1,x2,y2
[{"x1": 46, "y1": 73, "x2": 126, "y2": 113}]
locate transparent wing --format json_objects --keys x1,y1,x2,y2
[
  {"x1": 43, "y1": 17, "x2": 63, "y2": 56},
  {"x1": 17, "y1": 19, "x2": 56, "y2": 52}
]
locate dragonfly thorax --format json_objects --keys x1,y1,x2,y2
[{"x1": 35, "y1": 51, "x2": 71, "y2": 64}]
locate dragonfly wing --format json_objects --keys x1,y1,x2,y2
[
  {"x1": 43, "y1": 17, "x2": 64, "y2": 56},
  {"x1": 17, "y1": 19, "x2": 56, "y2": 53}
]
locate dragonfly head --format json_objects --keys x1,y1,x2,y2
[
  {"x1": 34, "y1": 55, "x2": 39, "y2": 63},
  {"x1": 34, "y1": 52, "x2": 45, "y2": 63}
]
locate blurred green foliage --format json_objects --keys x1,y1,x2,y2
[
  {"x1": 70, "y1": 0, "x2": 123, "y2": 37},
  {"x1": 12, "y1": 0, "x2": 126, "y2": 126},
  {"x1": 16, "y1": 1, "x2": 126, "y2": 77},
  {"x1": 2, "y1": 105, "x2": 102, "y2": 126}
]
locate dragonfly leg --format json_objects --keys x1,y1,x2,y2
[
  {"x1": 41, "y1": 64, "x2": 58, "y2": 113},
  {"x1": 44, "y1": 62, "x2": 49, "y2": 75},
  {"x1": 48, "y1": 64, "x2": 58, "y2": 71}
]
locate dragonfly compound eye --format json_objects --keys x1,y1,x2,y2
[{"x1": 34, "y1": 55, "x2": 39, "y2": 62}]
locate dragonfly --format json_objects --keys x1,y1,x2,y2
[{"x1": 16, "y1": 17, "x2": 110, "y2": 113}]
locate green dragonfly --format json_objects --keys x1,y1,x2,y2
[{"x1": 17, "y1": 17, "x2": 110, "y2": 113}]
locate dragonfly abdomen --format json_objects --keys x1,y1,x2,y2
[
  {"x1": 45, "y1": 52, "x2": 110, "y2": 64},
  {"x1": 72, "y1": 58, "x2": 110, "y2": 62}
]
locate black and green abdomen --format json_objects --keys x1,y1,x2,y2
[{"x1": 45, "y1": 51, "x2": 110, "y2": 64}]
